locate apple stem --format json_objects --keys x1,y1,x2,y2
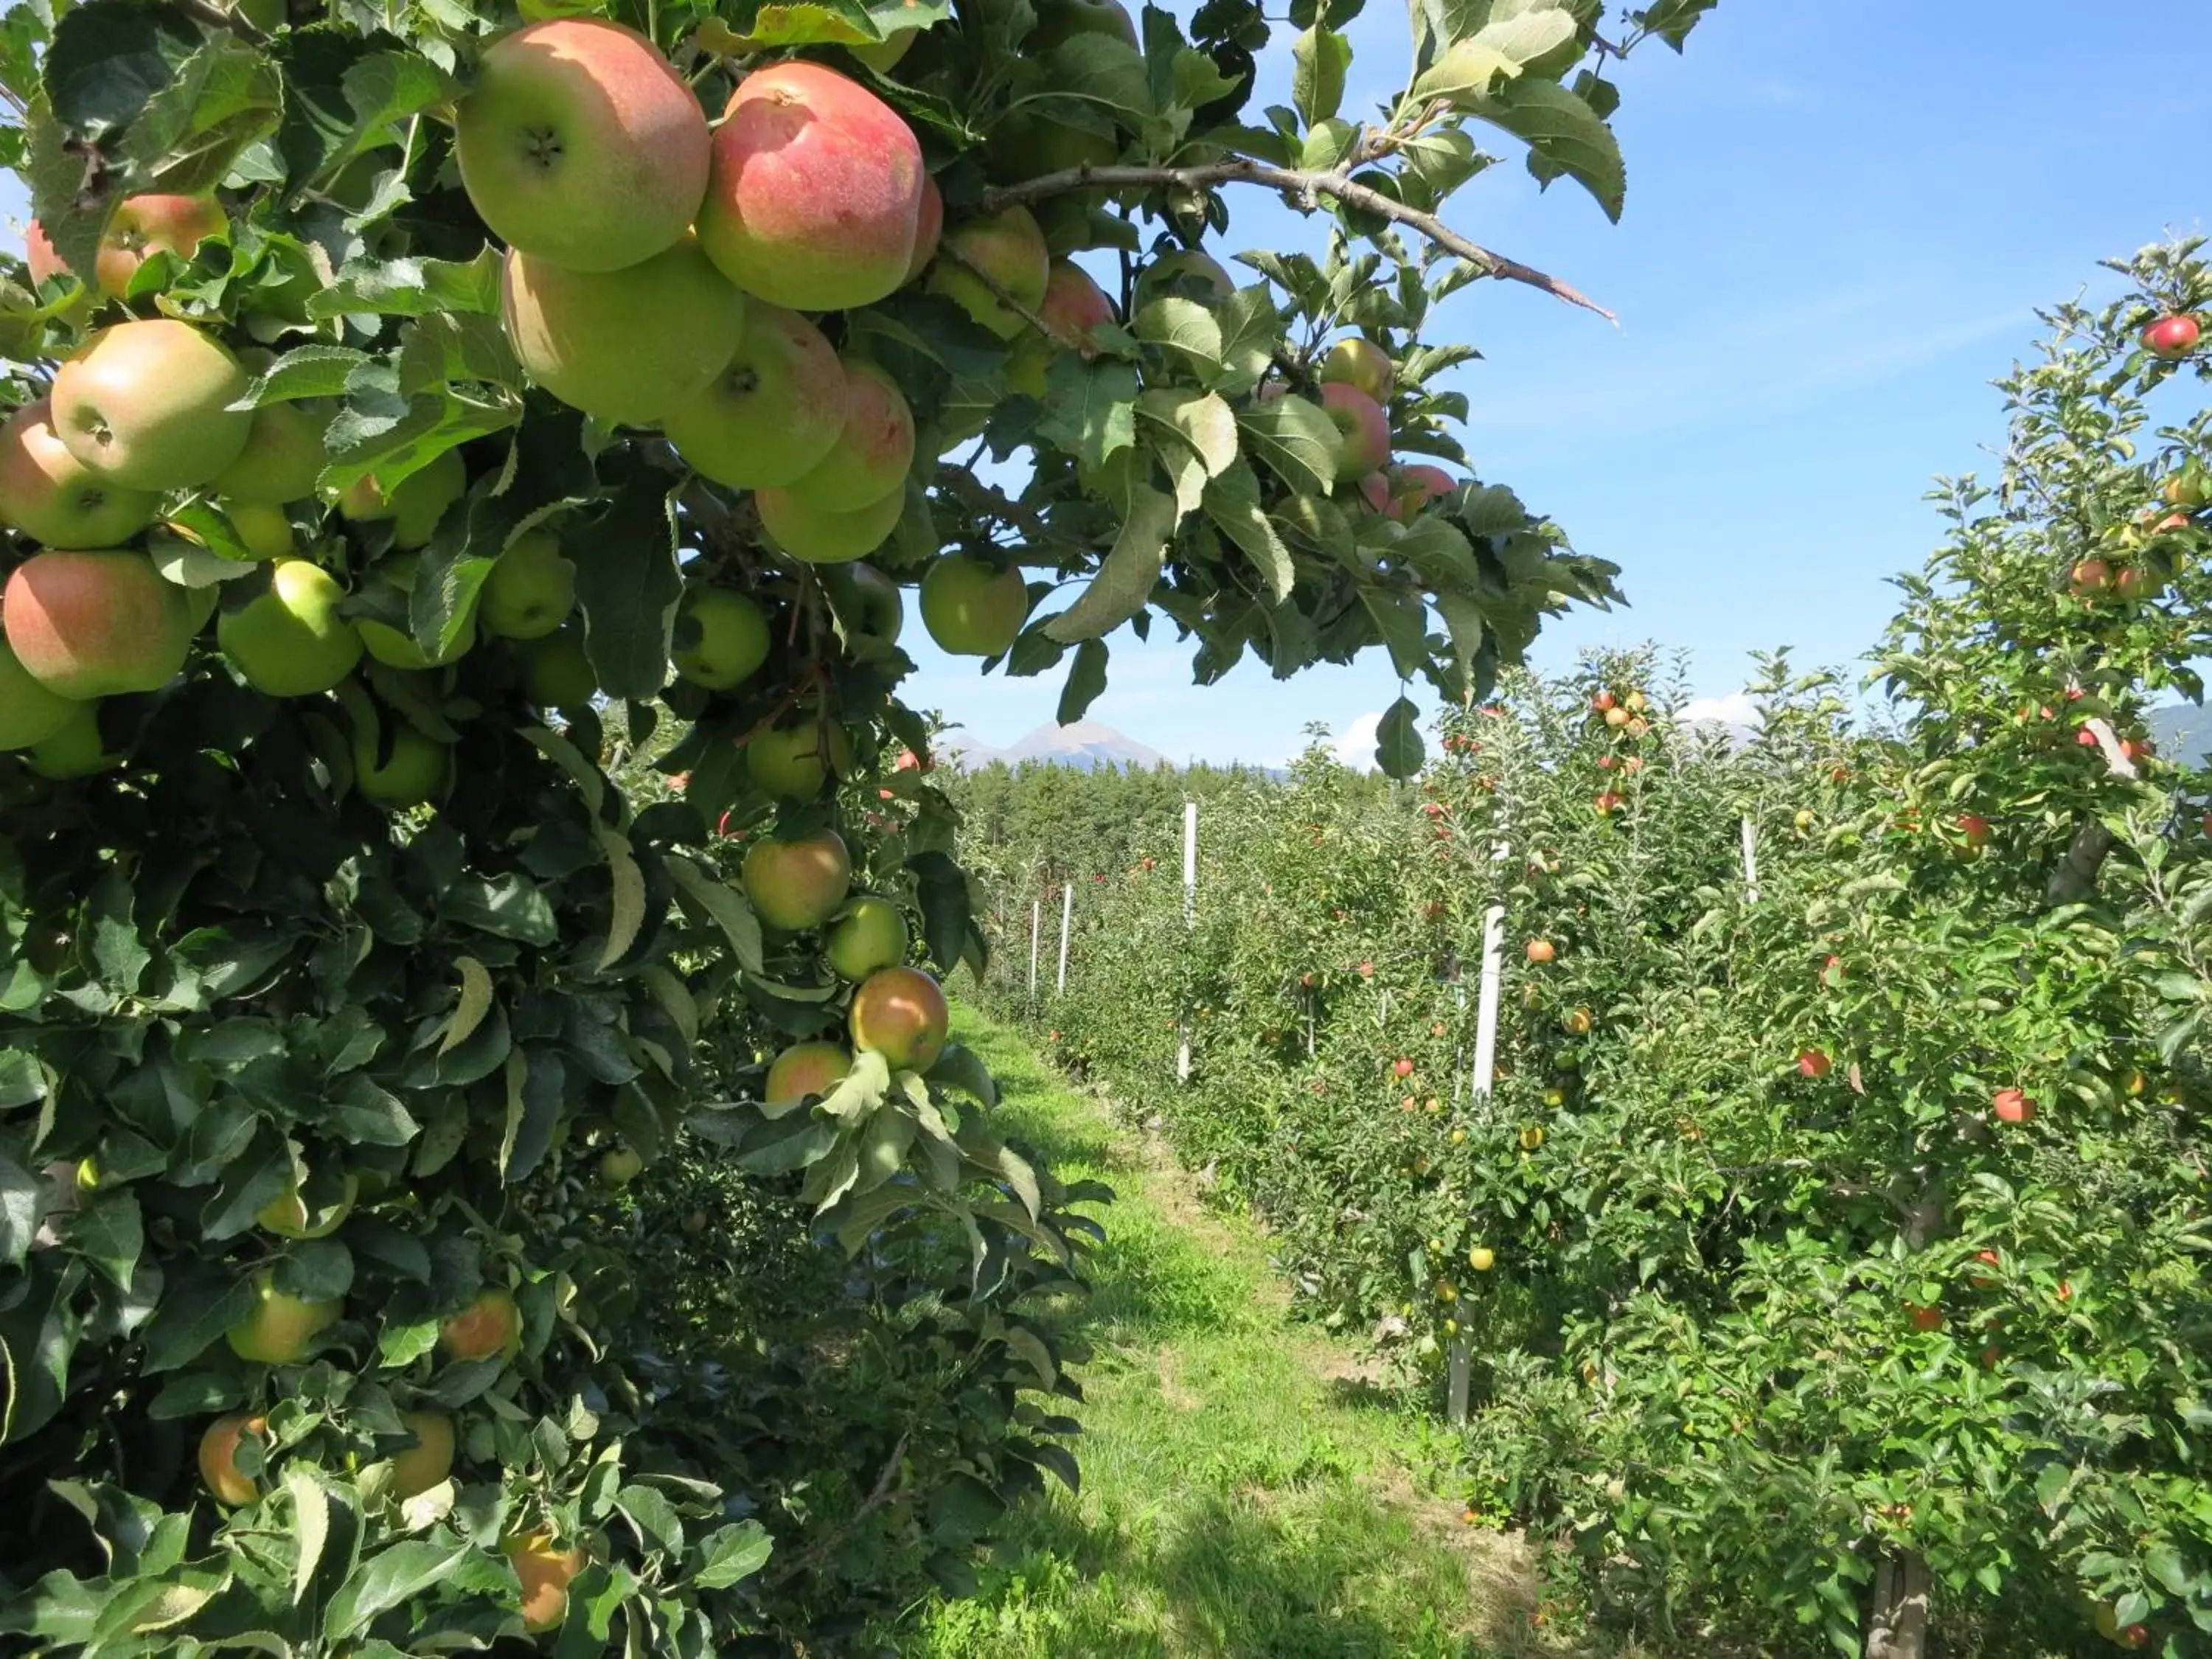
[{"x1": 978, "y1": 160, "x2": 1615, "y2": 322}]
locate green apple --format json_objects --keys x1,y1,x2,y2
[
  {"x1": 842, "y1": 563, "x2": 904, "y2": 644},
  {"x1": 23, "y1": 702, "x2": 122, "y2": 778},
  {"x1": 480, "y1": 529, "x2": 575, "y2": 640},
  {"x1": 927, "y1": 206, "x2": 1050, "y2": 339},
  {"x1": 826, "y1": 894, "x2": 908, "y2": 981},
  {"x1": 352, "y1": 723, "x2": 450, "y2": 808},
  {"x1": 1320, "y1": 337, "x2": 1394, "y2": 404},
  {"x1": 213, "y1": 399, "x2": 333, "y2": 504},
  {"x1": 338, "y1": 448, "x2": 467, "y2": 550},
  {"x1": 226, "y1": 501, "x2": 296, "y2": 561},
  {"x1": 764, "y1": 1040, "x2": 852, "y2": 1108},
  {"x1": 0, "y1": 398, "x2": 160, "y2": 549},
  {"x1": 501, "y1": 237, "x2": 742, "y2": 427},
  {"x1": 661, "y1": 302, "x2": 849, "y2": 490},
  {"x1": 1031, "y1": 0, "x2": 1138, "y2": 49},
  {"x1": 389, "y1": 1411, "x2": 456, "y2": 1499},
  {"x1": 919, "y1": 554, "x2": 1029, "y2": 657},
  {"x1": 1134, "y1": 248, "x2": 1235, "y2": 308},
  {"x1": 740, "y1": 831, "x2": 852, "y2": 931},
  {"x1": 598, "y1": 1147, "x2": 643, "y2": 1186},
  {"x1": 671, "y1": 586, "x2": 769, "y2": 689},
  {"x1": 219, "y1": 560, "x2": 363, "y2": 697},
  {"x1": 745, "y1": 720, "x2": 853, "y2": 799},
  {"x1": 226, "y1": 1269, "x2": 341, "y2": 1364},
  {"x1": 356, "y1": 553, "x2": 477, "y2": 669},
  {"x1": 0, "y1": 641, "x2": 78, "y2": 752},
  {"x1": 516, "y1": 625, "x2": 599, "y2": 709},
  {"x1": 757, "y1": 481, "x2": 907, "y2": 565},
  {"x1": 50, "y1": 319, "x2": 252, "y2": 493},
  {"x1": 257, "y1": 1170, "x2": 359, "y2": 1239},
  {"x1": 785, "y1": 359, "x2": 914, "y2": 511}
]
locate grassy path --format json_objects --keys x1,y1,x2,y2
[{"x1": 900, "y1": 1004, "x2": 1554, "y2": 1658}]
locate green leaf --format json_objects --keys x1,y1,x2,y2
[
  {"x1": 0, "y1": 1152, "x2": 40, "y2": 1267},
  {"x1": 231, "y1": 345, "x2": 372, "y2": 408},
  {"x1": 666, "y1": 857, "x2": 765, "y2": 975},
  {"x1": 1291, "y1": 27, "x2": 1350, "y2": 125},
  {"x1": 43, "y1": 0, "x2": 200, "y2": 145},
  {"x1": 906, "y1": 850, "x2": 973, "y2": 975},
  {"x1": 1133, "y1": 296, "x2": 1224, "y2": 378},
  {"x1": 1043, "y1": 484, "x2": 1178, "y2": 641},
  {"x1": 1458, "y1": 77, "x2": 1626, "y2": 220},
  {"x1": 286, "y1": 1464, "x2": 331, "y2": 1607},
  {"x1": 1203, "y1": 462, "x2": 1294, "y2": 602},
  {"x1": 119, "y1": 36, "x2": 280, "y2": 195},
  {"x1": 439, "y1": 874, "x2": 559, "y2": 947},
  {"x1": 324, "y1": 1537, "x2": 473, "y2": 1642},
  {"x1": 64, "y1": 1192, "x2": 141, "y2": 1288},
  {"x1": 1238, "y1": 394, "x2": 1338, "y2": 495},
  {"x1": 573, "y1": 473, "x2": 682, "y2": 702},
  {"x1": 141, "y1": 1268, "x2": 259, "y2": 1374},
  {"x1": 1057, "y1": 639, "x2": 1109, "y2": 725},
  {"x1": 313, "y1": 251, "x2": 502, "y2": 320},
  {"x1": 926, "y1": 1043, "x2": 999, "y2": 1108},
  {"x1": 1376, "y1": 696, "x2": 1425, "y2": 777},
  {"x1": 1038, "y1": 353, "x2": 1140, "y2": 473},
  {"x1": 692, "y1": 1522, "x2": 773, "y2": 1591},
  {"x1": 1137, "y1": 389, "x2": 1239, "y2": 479},
  {"x1": 498, "y1": 1047, "x2": 565, "y2": 1184}
]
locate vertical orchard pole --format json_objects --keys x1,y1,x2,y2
[
  {"x1": 1178, "y1": 801, "x2": 1197, "y2": 1083},
  {"x1": 1029, "y1": 898, "x2": 1041, "y2": 1002},
  {"x1": 1741, "y1": 814, "x2": 1759, "y2": 904},
  {"x1": 1454, "y1": 835, "x2": 1510, "y2": 1427},
  {"x1": 1056, "y1": 880, "x2": 1074, "y2": 995}
]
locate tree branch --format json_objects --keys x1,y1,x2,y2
[
  {"x1": 977, "y1": 160, "x2": 1614, "y2": 321},
  {"x1": 936, "y1": 240, "x2": 1057, "y2": 341},
  {"x1": 759, "y1": 1429, "x2": 911, "y2": 1590},
  {"x1": 178, "y1": 0, "x2": 267, "y2": 44}
]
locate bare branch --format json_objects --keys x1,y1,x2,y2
[{"x1": 976, "y1": 160, "x2": 1614, "y2": 321}]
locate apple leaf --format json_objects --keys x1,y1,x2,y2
[
  {"x1": 1043, "y1": 484, "x2": 1178, "y2": 641},
  {"x1": 1203, "y1": 461, "x2": 1295, "y2": 602},
  {"x1": 313, "y1": 251, "x2": 503, "y2": 319},
  {"x1": 1376, "y1": 695, "x2": 1425, "y2": 778},
  {"x1": 1456, "y1": 76, "x2": 1625, "y2": 220},
  {"x1": 1237, "y1": 393, "x2": 1338, "y2": 495},
  {"x1": 1056, "y1": 638, "x2": 1108, "y2": 726},
  {"x1": 571, "y1": 473, "x2": 683, "y2": 703},
  {"x1": 1037, "y1": 352, "x2": 1138, "y2": 474},
  {"x1": 41, "y1": 0, "x2": 199, "y2": 145}
]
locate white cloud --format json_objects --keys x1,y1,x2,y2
[
  {"x1": 1677, "y1": 691, "x2": 1761, "y2": 740},
  {"x1": 1329, "y1": 712, "x2": 1385, "y2": 771}
]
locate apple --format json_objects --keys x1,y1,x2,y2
[
  {"x1": 1388, "y1": 463, "x2": 1454, "y2": 522},
  {"x1": 845, "y1": 563, "x2": 905, "y2": 644},
  {"x1": 1562, "y1": 1007, "x2": 1593, "y2": 1036},
  {"x1": 741, "y1": 830, "x2": 852, "y2": 930},
  {"x1": 501, "y1": 237, "x2": 742, "y2": 426},
  {"x1": 226, "y1": 1269, "x2": 341, "y2": 1363},
  {"x1": 51, "y1": 320, "x2": 251, "y2": 492},
  {"x1": 1517, "y1": 1125, "x2": 1545, "y2": 1151},
  {"x1": 2112, "y1": 565, "x2": 2159, "y2": 602},
  {"x1": 785, "y1": 359, "x2": 914, "y2": 512},
  {"x1": 1320, "y1": 336, "x2": 1393, "y2": 403},
  {"x1": 1906, "y1": 1302, "x2": 1943, "y2": 1332},
  {"x1": 198, "y1": 1413, "x2": 268, "y2": 1506},
  {"x1": 389, "y1": 1410, "x2": 456, "y2": 1500},
  {"x1": 757, "y1": 479, "x2": 907, "y2": 563},
  {"x1": 504, "y1": 1531, "x2": 588, "y2": 1633},
  {"x1": 1030, "y1": 0, "x2": 1138, "y2": 49},
  {"x1": 1590, "y1": 690, "x2": 1617, "y2": 712},
  {"x1": 1467, "y1": 1247, "x2": 1495, "y2": 1272},
  {"x1": 699, "y1": 61, "x2": 923, "y2": 311},
  {"x1": 849, "y1": 964, "x2": 950, "y2": 1070},
  {"x1": 515, "y1": 625, "x2": 599, "y2": 709},
  {"x1": 1524, "y1": 939, "x2": 1555, "y2": 964},
  {"x1": 904, "y1": 173, "x2": 944, "y2": 285},
  {"x1": 215, "y1": 501, "x2": 297, "y2": 563},
  {"x1": 1797, "y1": 1049, "x2": 1832, "y2": 1079},
  {"x1": 24, "y1": 703, "x2": 123, "y2": 778},
  {"x1": 765, "y1": 1040, "x2": 852, "y2": 1108},
  {"x1": 339, "y1": 448, "x2": 467, "y2": 550},
  {"x1": 479, "y1": 529, "x2": 575, "y2": 640},
  {"x1": 745, "y1": 719, "x2": 854, "y2": 799},
  {"x1": 1318, "y1": 381, "x2": 1390, "y2": 476},
  {"x1": 826, "y1": 894, "x2": 909, "y2": 981},
  {"x1": 1038, "y1": 260, "x2": 1116, "y2": 349},
  {"x1": 1604, "y1": 705, "x2": 1631, "y2": 728},
  {"x1": 1391, "y1": 1057, "x2": 1415, "y2": 1078},
  {"x1": 1969, "y1": 1248, "x2": 2001, "y2": 1288},
  {"x1": 598, "y1": 1146, "x2": 643, "y2": 1186},
  {"x1": 2141, "y1": 313, "x2": 2202, "y2": 358},
  {"x1": 928, "y1": 206, "x2": 1051, "y2": 338},
  {"x1": 28, "y1": 194, "x2": 225, "y2": 299},
  {"x1": 1354, "y1": 470, "x2": 1391, "y2": 512},
  {"x1": 219, "y1": 560, "x2": 364, "y2": 697},
  {"x1": 255, "y1": 1169, "x2": 359, "y2": 1238},
  {"x1": 0, "y1": 399, "x2": 159, "y2": 549},
  {"x1": 1133, "y1": 248, "x2": 1234, "y2": 308},
  {"x1": 1992, "y1": 1087, "x2": 2035, "y2": 1124},
  {"x1": 2164, "y1": 465, "x2": 2209, "y2": 509},
  {"x1": 211, "y1": 397, "x2": 333, "y2": 504},
  {"x1": 4, "y1": 550, "x2": 194, "y2": 698},
  {"x1": 662, "y1": 302, "x2": 848, "y2": 490},
  {"x1": 455, "y1": 19, "x2": 709, "y2": 272},
  {"x1": 356, "y1": 554, "x2": 477, "y2": 669},
  {"x1": 1956, "y1": 812, "x2": 1991, "y2": 848},
  {"x1": 352, "y1": 722, "x2": 451, "y2": 809},
  {"x1": 671, "y1": 586, "x2": 768, "y2": 689},
  {"x1": 0, "y1": 641, "x2": 77, "y2": 752},
  {"x1": 919, "y1": 554, "x2": 1029, "y2": 657},
  {"x1": 440, "y1": 1287, "x2": 523, "y2": 1363},
  {"x1": 2069, "y1": 557, "x2": 2111, "y2": 596}
]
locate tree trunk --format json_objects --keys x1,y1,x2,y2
[{"x1": 1865, "y1": 1549, "x2": 1930, "y2": 1659}]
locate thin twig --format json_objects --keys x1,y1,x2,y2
[
  {"x1": 978, "y1": 160, "x2": 1614, "y2": 321},
  {"x1": 760, "y1": 1430, "x2": 912, "y2": 1589},
  {"x1": 936, "y1": 240, "x2": 1057, "y2": 341}
]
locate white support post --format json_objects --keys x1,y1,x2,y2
[
  {"x1": 1028, "y1": 898, "x2": 1041, "y2": 1001},
  {"x1": 1447, "y1": 1335, "x2": 1474, "y2": 1426},
  {"x1": 1741, "y1": 814, "x2": 1759, "y2": 904},
  {"x1": 1056, "y1": 880, "x2": 1074, "y2": 995},
  {"x1": 1178, "y1": 801, "x2": 1197, "y2": 1082},
  {"x1": 1471, "y1": 900, "x2": 1506, "y2": 1104}
]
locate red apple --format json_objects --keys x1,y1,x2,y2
[
  {"x1": 4, "y1": 549, "x2": 195, "y2": 698},
  {"x1": 2142, "y1": 313, "x2": 2202, "y2": 358},
  {"x1": 1318, "y1": 381, "x2": 1390, "y2": 476},
  {"x1": 849, "y1": 964, "x2": 949, "y2": 1070},
  {"x1": 1992, "y1": 1088, "x2": 2034, "y2": 1124},
  {"x1": 1797, "y1": 1049, "x2": 1832, "y2": 1079}
]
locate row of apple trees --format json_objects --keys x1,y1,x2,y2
[
  {"x1": 0, "y1": 0, "x2": 1711, "y2": 1645},
  {"x1": 961, "y1": 243, "x2": 2212, "y2": 1656}
]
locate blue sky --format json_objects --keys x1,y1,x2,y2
[
  {"x1": 910, "y1": 0, "x2": 2212, "y2": 765},
  {"x1": 7, "y1": 6, "x2": 2204, "y2": 766}
]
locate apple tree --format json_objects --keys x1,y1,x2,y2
[{"x1": 0, "y1": 0, "x2": 1710, "y2": 1646}]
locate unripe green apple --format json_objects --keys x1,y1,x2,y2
[
  {"x1": 3, "y1": 549, "x2": 195, "y2": 698},
  {"x1": 352, "y1": 722, "x2": 450, "y2": 808},
  {"x1": 338, "y1": 448, "x2": 467, "y2": 550},
  {"x1": 1320, "y1": 336, "x2": 1394, "y2": 403},
  {"x1": 225, "y1": 501, "x2": 297, "y2": 561},
  {"x1": 919, "y1": 554, "x2": 1029, "y2": 657},
  {"x1": 745, "y1": 720, "x2": 854, "y2": 799},
  {"x1": 213, "y1": 399, "x2": 333, "y2": 504},
  {"x1": 226, "y1": 1269, "x2": 341, "y2": 1363},
  {"x1": 439, "y1": 1286, "x2": 523, "y2": 1363},
  {"x1": 24, "y1": 702, "x2": 122, "y2": 778},
  {"x1": 764, "y1": 1040, "x2": 852, "y2": 1109},
  {"x1": 826, "y1": 894, "x2": 909, "y2": 980},
  {"x1": 219, "y1": 560, "x2": 364, "y2": 697},
  {"x1": 662, "y1": 302, "x2": 849, "y2": 490},
  {"x1": 849, "y1": 964, "x2": 950, "y2": 1071},
  {"x1": 454, "y1": 19, "x2": 710, "y2": 273},
  {"x1": 1030, "y1": 0, "x2": 1138, "y2": 50},
  {"x1": 698, "y1": 61, "x2": 924, "y2": 312},
  {"x1": 0, "y1": 399, "x2": 159, "y2": 549},
  {"x1": 757, "y1": 481, "x2": 907, "y2": 564},
  {"x1": 502, "y1": 237, "x2": 742, "y2": 427},
  {"x1": 479, "y1": 529, "x2": 575, "y2": 640},
  {"x1": 0, "y1": 640, "x2": 80, "y2": 752},
  {"x1": 356, "y1": 552, "x2": 477, "y2": 669},
  {"x1": 741, "y1": 831, "x2": 852, "y2": 931},
  {"x1": 785, "y1": 359, "x2": 914, "y2": 511},
  {"x1": 51, "y1": 321, "x2": 252, "y2": 492},
  {"x1": 928, "y1": 206, "x2": 1050, "y2": 338},
  {"x1": 846, "y1": 563, "x2": 904, "y2": 644},
  {"x1": 256, "y1": 1169, "x2": 359, "y2": 1238},
  {"x1": 515, "y1": 625, "x2": 599, "y2": 709},
  {"x1": 389, "y1": 1410, "x2": 457, "y2": 1499},
  {"x1": 672, "y1": 586, "x2": 770, "y2": 689},
  {"x1": 598, "y1": 1146, "x2": 643, "y2": 1186},
  {"x1": 1133, "y1": 248, "x2": 1234, "y2": 308}
]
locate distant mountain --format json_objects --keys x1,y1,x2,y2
[
  {"x1": 942, "y1": 720, "x2": 1169, "y2": 772},
  {"x1": 2150, "y1": 702, "x2": 2212, "y2": 766}
]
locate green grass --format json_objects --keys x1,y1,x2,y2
[{"x1": 894, "y1": 1004, "x2": 1566, "y2": 1658}]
